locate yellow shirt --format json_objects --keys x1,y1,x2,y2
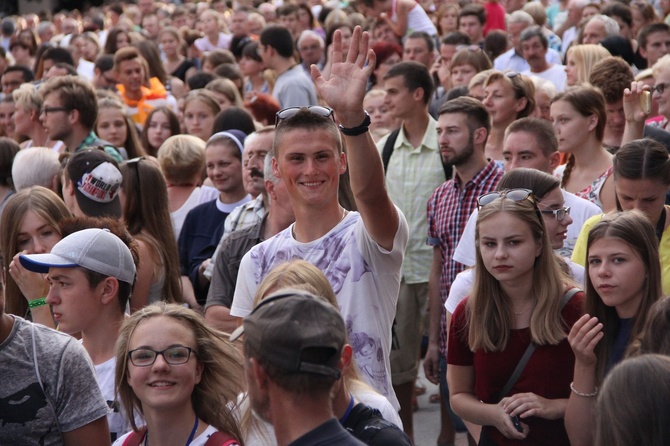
[{"x1": 572, "y1": 208, "x2": 670, "y2": 295}]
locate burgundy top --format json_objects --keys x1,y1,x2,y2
[{"x1": 447, "y1": 292, "x2": 584, "y2": 446}]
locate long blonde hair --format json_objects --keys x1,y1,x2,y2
[
  {"x1": 467, "y1": 196, "x2": 570, "y2": 351},
  {"x1": 115, "y1": 303, "x2": 245, "y2": 441}
]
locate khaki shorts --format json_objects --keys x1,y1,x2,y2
[{"x1": 390, "y1": 280, "x2": 429, "y2": 385}]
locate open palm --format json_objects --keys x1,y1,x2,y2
[{"x1": 311, "y1": 26, "x2": 376, "y2": 126}]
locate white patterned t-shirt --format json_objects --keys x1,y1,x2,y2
[{"x1": 231, "y1": 209, "x2": 408, "y2": 410}]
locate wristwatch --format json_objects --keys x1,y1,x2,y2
[{"x1": 339, "y1": 111, "x2": 371, "y2": 136}]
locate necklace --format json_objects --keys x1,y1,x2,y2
[
  {"x1": 144, "y1": 417, "x2": 199, "y2": 446},
  {"x1": 514, "y1": 306, "x2": 532, "y2": 316}
]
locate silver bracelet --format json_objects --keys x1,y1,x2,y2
[{"x1": 570, "y1": 381, "x2": 598, "y2": 397}]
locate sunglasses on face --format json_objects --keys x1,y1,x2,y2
[{"x1": 539, "y1": 206, "x2": 571, "y2": 222}]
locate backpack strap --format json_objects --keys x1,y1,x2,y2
[
  {"x1": 381, "y1": 128, "x2": 400, "y2": 174},
  {"x1": 122, "y1": 427, "x2": 147, "y2": 446},
  {"x1": 381, "y1": 128, "x2": 452, "y2": 180}
]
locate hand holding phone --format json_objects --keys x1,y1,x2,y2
[{"x1": 510, "y1": 415, "x2": 523, "y2": 433}]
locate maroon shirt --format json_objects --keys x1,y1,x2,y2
[{"x1": 447, "y1": 292, "x2": 584, "y2": 446}]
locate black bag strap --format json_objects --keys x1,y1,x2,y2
[
  {"x1": 381, "y1": 128, "x2": 400, "y2": 174},
  {"x1": 381, "y1": 127, "x2": 452, "y2": 180},
  {"x1": 494, "y1": 287, "x2": 581, "y2": 402}
]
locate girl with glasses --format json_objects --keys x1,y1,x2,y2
[
  {"x1": 447, "y1": 187, "x2": 583, "y2": 446},
  {"x1": 114, "y1": 302, "x2": 244, "y2": 445},
  {"x1": 565, "y1": 210, "x2": 662, "y2": 446}
]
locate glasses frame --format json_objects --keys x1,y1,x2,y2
[
  {"x1": 275, "y1": 106, "x2": 334, "y2": 126},
  {"x1": 653, "y1": 82, "x2": 670, "y2": 95},
  {"x1": 539, "y1": 206, "x2": 571, "y2": 222},
  {"x1": 40, "y1": 107, "x2": 72, "y2": 116},
  {"x1": 128, "y1": 345, "x2": 198, "y2": 367}
]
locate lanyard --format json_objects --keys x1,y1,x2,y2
[
  {"x1": 339, "y1": 395, "x2": 355, "y2": 424},
  {"x1": 145, "y1": 417, "x2": 199, "y2": 446}
]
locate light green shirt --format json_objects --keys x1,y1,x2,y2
[{"x1": 377, "y1": 117, "x2": 445, "y2": 283}]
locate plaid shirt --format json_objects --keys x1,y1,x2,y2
[{"x1": 427, "y1": 160, "x2": 503, "y2": 354}]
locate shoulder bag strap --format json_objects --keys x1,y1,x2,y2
[
  {"x1": 381, "y1": 129, "x2": 400, "y2": 175},
  {"x1": 495, "y1": 287, "x2": 581, "y2": 402}
]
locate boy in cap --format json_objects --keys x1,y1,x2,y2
[
  {"x1": 235, "y1": 289, "x2": 365, "y2": 446},
  {"x1": 61, "y1": 149, "x2": 123, "y2": 219},
  {"x1": 20, "y1": 220, "x2": 139, "y2": 442}
]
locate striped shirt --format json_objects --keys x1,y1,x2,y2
[{"x1": 427, "y1": 160, "x2": 503, "y2": 355}]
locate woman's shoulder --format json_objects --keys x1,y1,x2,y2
[{"x1": 560, "y1": 287, "x2": 585, "y2": 325}]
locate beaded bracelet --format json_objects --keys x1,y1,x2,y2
[
  {"x1": 570, "y1": 382, "x2": 598, "y2": 398},
  {"x1": 28, "y1": 297, "x2": 47, "y2": 309}
]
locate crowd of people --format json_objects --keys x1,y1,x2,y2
[{"x1": 0, "y1": 0, "x2": 670, "y2": 445}]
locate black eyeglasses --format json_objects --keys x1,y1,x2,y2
[
  {"x1": 40, "y1": 107, "x2": 71, "y2": 116},
  {"x1": 275, "y1": 106, "x2": 334, "y2": 126},
  {"x1": 128, "y1": 346, "x2": 198, "y2": 367},
  {"x1": 478, "y1": 188, "x2": 543, "y2": 222},
  {"x1": 652, "y1": 82, "x2": 669, "y2": 95},
  {"x1": 539, "y1": 206, "x2": 571, "y2": 222}
]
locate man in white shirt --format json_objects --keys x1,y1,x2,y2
[
  {"x1": 495, "y1": 11, "x2": 562, "y2": 73},
  {"x1": 232, "y1": 27, "x2": 409, "y2": 410},
  {"x1": 520, "y1": 26, "x2": 567, "y2": 92}
]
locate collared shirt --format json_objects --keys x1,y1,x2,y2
[
  {"x1": 203, "y1": 195, "x2": 267, "y2": 280},
  {"x1": 493, "y1": 48, "x2": 562, "y2": 73},
  {"x1": 377, "y1": 117, "x2": 444, "y2": 283},
  {"x1": 427, "y1": 160, "x2": 503, "y2": 354},
  {"x1": 73, "y1": 131, "x2": 123, "y2": 163}
]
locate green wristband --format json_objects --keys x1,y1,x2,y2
[{"x1": 28, "y1": 298, "x2": 47, "y2": 309}]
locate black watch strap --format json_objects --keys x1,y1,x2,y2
[{"x1": 339, "y1": 111, "x2": 371, "y2": 136}]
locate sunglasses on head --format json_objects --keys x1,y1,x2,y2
[
  {"x1": 275, "y1": 106, "x2": 334, "y2": 126},
  {"x1": 478, "y1": 188, "x2": 543, "y2": 222}
]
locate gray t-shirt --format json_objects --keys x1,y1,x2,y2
[
  {"x1": 0, "y1": 316, "x2": 109, "y2": 445},
  {"x1": 272, "y1": 64, "x2": 318, "y2": 108}
]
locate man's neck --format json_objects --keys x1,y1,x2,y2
[
  {"x1": 292, "y1": 203, "x2": 344, "y2": 243},
  {"x1": 531, "y1": 61, "x2": 551, "y2": 73},
  {"x1": 65, "y1": 126, "x2": 92, "y2": 151},
  {"x1": 273, "y1": 57, "x2": 297, "y2": 76},
  {"x1": 401, "y1": 110, "x2": 430, "y2": 149},
  {"x1": 454, "y1": 150, "x2": 489, "y2": 184},
  {"x1": 219, "y1": 188, "x2": 248, "y2": 205},
  {"x1": 264, "y1": 207, "x2": 295, "y2": 240},
  {"x1": 269, "y1": 387, "x2": 336, "y2": 446},
  {"x1": 81, "y1": 312, "x2": 124, "y2": 365},
  {"x1": 124, "y1": 87, "x2": 143, "y2": 101}
]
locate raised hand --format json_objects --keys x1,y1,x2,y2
[
  {"x1": 568, "y1": 314, "x2": 604, "y2": 366},
  {"x1": 311, "y1": 26, "x2": 376, "y2": 127},
  {"x1": 623, "y1": 80, "x2": 651, "y2": 123}
]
